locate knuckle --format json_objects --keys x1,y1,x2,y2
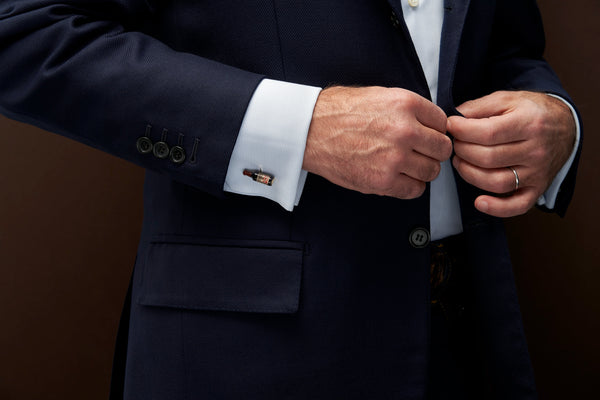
[
  {"x1": 410, "y1": 182, "x2": 426, "y2": 198},
  {"x1": 489, "y1": 129, "x2": 502, "y2": 145},
  {"x1": 404, "y1": 127, "x2": 419, "y2": 143},
  {"x1": 388, "y1": 87, "x2": 405, "y2": 98},
  {"x1": 400, "y1": 92, "x2": 420, "y2": 111},
  {"x1": 441, "y1": 137, "x2": 453, "y2": 160},
  {"x1": 427, "y1": 163, "x2": 442, "y2": 181},
  {"x1": 477, "y1": 147, "x2": 495, "y2": 168},
  {"x1": 500, "y1": 91, "x2": 515, "y2": 103},
  {"x1": 529, "y1": 146, "x2": 547, "y2": 163},
  {"x1": 452, "y1": 140, "x2": 465, "y2": 156},
  {"x1": 481, "y1": 124, "x2": 497, "y2": 144},
  {"x1": 387, "y1": 150, "x2": 406, "y2": 169},
  {"x1": 396, "y1": 123, "x2": 415, "y2": 140},
  {"x1": 529, "y1": 114, "x2": 546, "y2": 135},
  {"x1": 402, "y1": 181, "x2": 426, "y2": 199},
  {"x1": 492, "y1": 174, "x2": 508, "y2": 193},
  {"x1": 439, "y1": 111, "x2": 448, "y2": 130},
  {"x1": 391, "y1": 89, "x2": 410, "y2": 106}
]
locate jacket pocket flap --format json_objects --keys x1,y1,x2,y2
[{"x1": 137, "y1": 235, "x2": 304, "y2": 314}]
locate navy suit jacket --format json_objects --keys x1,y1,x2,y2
[{"x1": 0, "y1": 0, "x2": 581, "y2": 399}]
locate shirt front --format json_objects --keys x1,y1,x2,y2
[{"x1": 401, "y1": 0, "x2": 463, "y2": 240}]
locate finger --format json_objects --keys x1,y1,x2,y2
[
  {"x1": 452, "y1": 156, "x2": 526, "y2": 194},
  {"x1": 447, "y1": 114, "x2": 525, "y2": 145},
  {"x1": 455, "y1": 91, "x2": 514, "y2": 119},
  {"x1": 474, "y1": 189, "x2": 538, "y2": 218},
  {"x1": 412, "y1": 126, "x2": 453, "y2": 162},
  {"x1": 414, "y1": 96, "x2": 448, "y2": 133},
  {"x1": 387, "y1": 175, "x2": 427, "y2": 200},
  {"x1": 453, "y1": 139, "x2": 529, "y2": 169},
  {"x1": 400, "y1": 151, "x2": 443, "y2": 183}
]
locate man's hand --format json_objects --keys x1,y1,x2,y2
[
  {"x1": 302, "y1": 86, "x2": 452, "y2": 199},
  {"x1": 447, "y1": 91, "x2": 576, "y2": 217}
]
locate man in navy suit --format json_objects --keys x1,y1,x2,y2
[{"x1": 0, "y1": 0, "x2": 581, "y2": 399}]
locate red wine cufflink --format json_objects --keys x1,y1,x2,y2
[{"x1": 243, "y1": 169, "x2": 274, "y2": 186}]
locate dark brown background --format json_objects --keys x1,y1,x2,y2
[{"x1": 1, "y1": 1, "x2": 598, "y2": 398}]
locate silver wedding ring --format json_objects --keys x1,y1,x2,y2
[{"x1": 509, "y1": 167, "x2": 520, "y2": 191}]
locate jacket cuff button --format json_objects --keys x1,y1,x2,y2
[
  {"x1": 169, "y1": 146, "x2": 186, "y2": 164},
  {"x1": 136, "y1": 136, "x2": 153, "y2": 154},
  {"x1": 153, "y1": 141, "x2": 170, "y2": 159}
]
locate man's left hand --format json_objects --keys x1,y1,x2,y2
[{"x1": 447, "y1": 91, "x2": 576, "y2": 218}]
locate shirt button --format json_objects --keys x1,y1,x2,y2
[
  {"x1": 408, "y1": 0, "x2": 420, "y2": 8},
  {"x1": 409, "y1": 227, "x2": 430, "y2": 248}
]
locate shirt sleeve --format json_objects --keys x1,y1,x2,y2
[
  {"x1": 536, "y1": 94, "x2": 582, "y2": 209},
  {"x1": 223, "y1": 79, "x2": 322, "y2": 211}
]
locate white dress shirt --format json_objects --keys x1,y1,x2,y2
[{"x1": 224, "y1": 0, "x2": 580, "y2": 240}]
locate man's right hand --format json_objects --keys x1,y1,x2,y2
[{"x1": 302, "y1": 86, "x2": 452, "y2": 199}]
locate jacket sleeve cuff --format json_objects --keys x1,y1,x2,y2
[
  {"x1": 536, "y1": 94, "x2": 581, "y2": 208},
  {"x1": 223, "y1": 79, "x2": 321, "y2": 211}
]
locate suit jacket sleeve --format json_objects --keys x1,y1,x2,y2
[
  {"x1": 486, "y1": 0, "x2": 582, "y2": 216},
  {"x1": 0, "y1": 0, "x2": 264, "y2": 197}
]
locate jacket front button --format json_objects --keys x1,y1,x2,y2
[
  {"x1": 409, "y1": 227, "x2": 430, "y2": 248},
  {"x1": 136, "y1": 136, "x2": 153, "y2": 154},
  {"x1": 169, "y1": 145, "x2": 186, "y2": 164},
  {"x1": 153, "y1": 141, "x2": 170, "y2": 159}
]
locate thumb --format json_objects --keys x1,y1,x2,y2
[{"x1": 456, "y1": 92, "x2": 513, "y2": 119}]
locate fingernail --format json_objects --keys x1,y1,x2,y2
[{"x1": 478, "y1": 200, "x2": 489, "y2": 212}]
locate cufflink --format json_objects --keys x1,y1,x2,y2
[{"x1": 243, "y1": 169, "x2": 274, "y2": 186}]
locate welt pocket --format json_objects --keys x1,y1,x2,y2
[{"x1": 137, "y1": 235, "x2": 304, "y2": 314}]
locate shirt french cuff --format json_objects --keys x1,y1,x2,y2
[
  {"x1": 536, "y1": 94, "x2": 581, "y2": 208},
  {"x1": 295, "y1": 170, "x2": 309, "y2": 207},
  {"x1": 223, "y1": 79, "x2": 322, "y2": 211}
]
